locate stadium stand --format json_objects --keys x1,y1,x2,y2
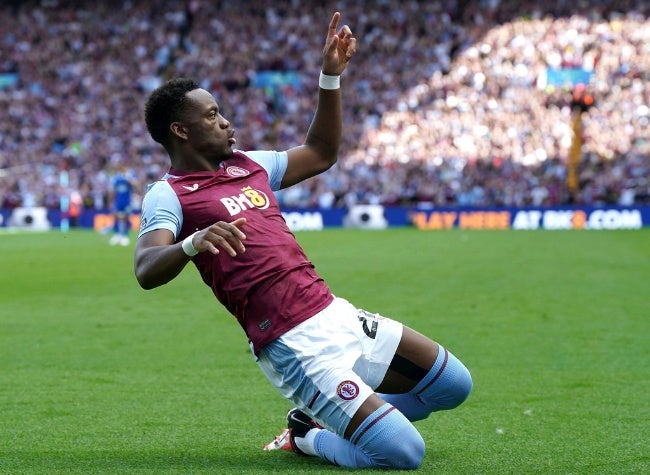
[{"x1": 0, "y1": 0, "x2": 648, "y2": 212}]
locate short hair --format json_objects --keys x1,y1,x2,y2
[{"x1": 144, "y1": 77, "x2": 200, "y2": 148}]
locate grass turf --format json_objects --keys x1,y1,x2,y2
[{"x1": 0, "y1": 228, "x2": 648, "y2": 474}]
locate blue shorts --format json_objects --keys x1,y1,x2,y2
[
  {"x1": 254, "y1": 296, "x2": 403, "y2": 436},
  {"x1": 113, "y1": 202, "x2": 132, "y2": 215}
]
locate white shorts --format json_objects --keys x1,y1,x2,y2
[{"x1": 255, "y1": 296, "x2": 403, "y2": 436}]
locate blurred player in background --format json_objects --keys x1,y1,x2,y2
[
  {"x1": 108, "y1": 166, "x2": 135, "y2": 246},
  {"x1": 134, "y1": 12, "x2": 471, "y2": 469}
]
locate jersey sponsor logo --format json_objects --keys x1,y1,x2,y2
[
  {"x1": 182, "y1": 184, "x2": 199, "y2": 192},
  {"x1": 337, "y1": 380, "x2": 360, "y2": 401},
  {"x1": 220, "y1": 186, "x2": 270, "y2": 216},
  {"x1": 226, "y1": 166, "x2": 250, "y2": 177}
]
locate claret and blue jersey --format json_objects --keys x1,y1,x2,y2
[{"x1": 138, "y1": 150, "x2": 334, "y2": 352}]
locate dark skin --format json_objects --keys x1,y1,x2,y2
[{"x1": 134, "y1": 11, "x2": 440, "y2": 440}]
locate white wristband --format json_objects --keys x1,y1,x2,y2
[
  {"x1": 181, "y1": 232, "x2": 199, "y2": 257},
  {"x1": 319, "y1": 71, "x2": 340, "y2": 90}
]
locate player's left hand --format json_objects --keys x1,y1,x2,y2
[{"x1": 322, "y1": 11, "x2": 356, "y2": 76}]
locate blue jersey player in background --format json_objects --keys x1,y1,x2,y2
[{"x1": 109, "y1": 167, "x2": 135, "y2": 246}]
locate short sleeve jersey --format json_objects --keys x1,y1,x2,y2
[{"x1": 138, "y1": 150, "x2": 334, "y2": 353}]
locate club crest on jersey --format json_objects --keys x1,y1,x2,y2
[
  {"x1": 226, "y1": 166, "x2": 249, "y2": 177},
  {"x1": 337, "y1": 380, "x2": 360, "y2": 401},
  {"x1": 221, "y1": 186, "x2": 271, "y2": 216}
]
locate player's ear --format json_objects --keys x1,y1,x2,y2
[{"x1": 170, "y1": 122, "x2": 189, "y2": 140}]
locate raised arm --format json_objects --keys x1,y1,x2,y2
[{"x1": 280, "y1": 11, "x2": 357, "y2": 189}]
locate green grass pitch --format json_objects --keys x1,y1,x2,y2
[{"x1": 1, "y1": 228, "x2": 648, "y2": 474}]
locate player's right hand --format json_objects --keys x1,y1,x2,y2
[{"x1": 195, "y1": 218, "x2": 247, "y2": 256}]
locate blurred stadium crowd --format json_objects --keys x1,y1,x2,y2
[{"x1": 0, "y1": 0, "x2": 649, "y2": 212}]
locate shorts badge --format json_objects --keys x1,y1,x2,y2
[{"x1": 337, "y1": 380, "x2": 360, "y2": 400}]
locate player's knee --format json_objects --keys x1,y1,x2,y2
[
  {"x1": 425, "y1": 350, "x2": 473, "y2": 412},
  {"x1": 441, "y1": 361, "x2": 473, "y2": 410},
  {"x1": 375, "y1": 424, "x2": 425, "y2": 470},
  {"x1": 356, "y1": 404, "x2": 426, "y2": 469}
]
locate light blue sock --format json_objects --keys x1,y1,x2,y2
[
  {"x1": 379, "y1": 346, "x2": 472, "y2": 421},
  {"x1": 311, "y1": 403, "x2": 424, "y2": 469}
]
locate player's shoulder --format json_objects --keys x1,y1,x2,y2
[
  {"x1": 235, "y1": 150, "x2": 288, "y2": 191},
  {"x1": 238, "y1": 149, "x2": 287, "y2": 162},
  {"x1": 144, "y1": 178, "x2": 174, "y2": 197},
  {"x1": 237, "y1": 149, "x2": 288, "y2": 174}
]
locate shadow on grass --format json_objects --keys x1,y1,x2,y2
[{"x1": 1, "y1": 450, "x2": 347, "y2": 474}]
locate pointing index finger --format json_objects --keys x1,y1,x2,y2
[{"x1": 327, "y1": 11, "x2": 340, "y2": 40}]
